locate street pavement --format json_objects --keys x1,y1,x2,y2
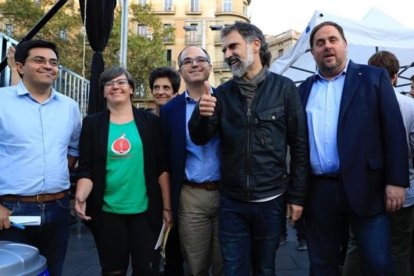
[{"x1": 63, "y1": 221, "x2": 309, "y2": 276}]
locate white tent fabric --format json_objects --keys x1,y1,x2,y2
[{"x1": 269, "y1": 8, "x2": 414, "y2": 93}]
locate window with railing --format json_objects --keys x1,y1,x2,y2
[
  {"x1": 166, "y1": 49, "x2": 177, "y2": 68},
  {"x1": 163, "y1": 24, "x2": 174, "y2": 43},
  {"x1": 135, "y1": 83, "x2": 146, "y2": 98},
  {"x1": 213, "y1": 61, "x2": 230, "y2": 70},
  {"x1": 223, "y1": 0, "x2": 232, "y2": 12},
  {"x1": 164, "y1": 0, "x2": 173, "y2": 11},
  {"x1": 185, "y1": 23, "x2": 201, "y2": 44},
  {"x1": 190, "y1": 0, "x2": 199, "y2": 12},
  {"x1": 59, "y1": 29, "x2": 68, "y2": 41},
  {"x1": 138, "y1": 0, "x2": 147, "y2": 6},
  {"x1": 137, "y1": 24, "x2": 148, "y2": 38},
  {"x1": 166, "y1": 49, "x2": 172, "y2": 63},
  {"x1": 5, "y1": 24, "x2": 13, "y2": 36}
]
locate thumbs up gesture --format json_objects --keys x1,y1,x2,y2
[{"x1": 199, "y1": 81, "x2": 217, "y2": 117}]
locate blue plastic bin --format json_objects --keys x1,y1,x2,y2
[{"x1": 0, "y1": 241, "x2": 48, "y2": 275}]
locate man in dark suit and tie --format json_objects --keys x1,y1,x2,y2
[{"x1": 298, "y1": 21, "x2": 409, "y2": 275}]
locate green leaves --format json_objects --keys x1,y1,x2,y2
[{"x1": 0, "y1": 0, "x2": 173, "y2": 98}]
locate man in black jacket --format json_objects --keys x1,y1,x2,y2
[{"x1": 189, "y1": 21, "x2": 309, "y2": 275}]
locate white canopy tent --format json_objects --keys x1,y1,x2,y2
[{"x1": 269, "y1": 8, "x2": 414, "y2": 93}]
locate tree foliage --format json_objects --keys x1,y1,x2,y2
[
  {"x1": 104, "y1": 3, "x2": 175, "y2": 98},
  {"x1": 0, "y1": 0, "x2": 90, "y2": 73},
  {"x1": 0, "y1": 0, "x2": 172, "y2": 97}
]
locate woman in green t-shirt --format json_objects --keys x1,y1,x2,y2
[{"x1": 75, "y1": 66, "x2": 172, "y2": 275}]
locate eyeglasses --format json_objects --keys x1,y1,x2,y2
[
  {"x1": 25, "y1": 57, "x2": 59, "y2": 67},
  {"x1": 104, "y1": 79, "x2": 129, "y2": 87},
  {"x1": 180, "y1": 56, "x2": 210, "y2": 67}
]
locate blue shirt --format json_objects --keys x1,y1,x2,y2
[
  {"x1": 306, "y1": 65, "x2": 347, "y2": 175},
  {"x1": 0, "y1": 82, "x2": 81, "y2": 195},
  {"x1": 184, "y1": 91, "x2": 221, "y2": 183}
]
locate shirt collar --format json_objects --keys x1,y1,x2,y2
[
  {"x1": 184, "y1": 90, "x2": 198, "y2": 104},
  {"x1": 16, "y1": 81, "x2": 57, "y2": 101}
]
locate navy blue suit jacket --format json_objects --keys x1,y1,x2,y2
[
  {"x1": 298, "y1": 61, "x2": 409, "y2": 217},
  {"x1": 160, "y1": 93, "x2": 187, "y2": 217}
]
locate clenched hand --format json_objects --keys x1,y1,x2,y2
[{"x1": 198, "y1": 81, "x2": 216, "y2": 117}]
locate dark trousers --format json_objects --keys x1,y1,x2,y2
[
  {"x1": 390, "y1": 204, "x2": 414, "y2": 276},
  {"x1": 219, "y1": 194, "x2": 286, "y2": 276},
  {"x1": 281, "y1": 215, "x2": 306, "y2": 241},
  {"x1": 0, "y1": 196, "x2": 70, "y2": 276},
  {"x1": 91, "y1": 211, "x2": 153, "y2": 276},
  {"x1": 294, "y1": 216, "x2": 306, "y2": 241},
  {"x1": 164, "y1": 225, "x2": 184, "y2": 276},
  {"x1": 306, "y1": 176, "x2": 394, "y2": 276}
]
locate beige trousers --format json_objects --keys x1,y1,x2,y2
[{"x1": 178, "y1": 185, "x2": 223, "y2": 276}]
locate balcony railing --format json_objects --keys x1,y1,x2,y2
[
  {"x1": 55, "y1": 66, "x2": 90, "y2": 117},
  {"x1": 213, "y1": 61, "x2": 230, "y2": 71},
  {"x1": 0, "y1": 32, "x2": 90, "y2": 117},
  {"x1": 215, "y1": 8, "x2": 250, "y2": 21},
  {"x1": 151, "y1": 3, "x2": 176, "y2": 14},
  {"x1": 185, "y1": 33, "x2": 202, "y2": 45},
  {"x1": 163, "y1": 34, "x2": 175, "y2": 44}
]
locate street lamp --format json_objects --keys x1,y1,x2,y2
[{"x1": 120, "y1": 0, "x2": 129, "y2": 68}]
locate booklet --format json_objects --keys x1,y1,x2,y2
[
  {"x1": 154, "y1": 222, "x2": 172, "y2": 258},
  {"x1": 9, "y1": 216, "x2": 41, "y2": 226}
]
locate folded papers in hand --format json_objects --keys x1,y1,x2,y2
[
  {"x1": 154, "y1": 222, "x2": 172, "y2": 258},
  {"x1": 9, "y1": 216, "x2": 41, "y2": 226}
]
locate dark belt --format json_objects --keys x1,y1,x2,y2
[
  {"x1": 0, "y1": 191, "x2": 67, "y2": 203},
  {"x1": 184, "y1": 180, "x2": 219, "y2": 191}
]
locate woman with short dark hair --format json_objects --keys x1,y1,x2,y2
[{"x1": 75, "y1": 66, "x2": 172, "y2": 275}]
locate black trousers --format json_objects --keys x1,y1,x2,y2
[
  {"x1": 92, "y1": 211, "x2": 154, "y2": 276},
  {"x1": 164, "y1": 225, "x2": 184, "y2": 276}
]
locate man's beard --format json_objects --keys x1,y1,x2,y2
[{"x1": 227, "y1": 45, "x2": 254, "y2": 78}]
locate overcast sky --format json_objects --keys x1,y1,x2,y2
[{"x1": 249, "y1": 0, "x2": 414, "y2": 35}]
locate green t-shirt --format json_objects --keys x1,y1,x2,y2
[{"x1": 103, "y1": 120, "x2": 148, "y2": 214}]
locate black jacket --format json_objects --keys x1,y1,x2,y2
[
  {"x1": 77, "y1": 107, "x2": 166, "y2": 231},
  {"x1": 189, "y1": 71, "x2": 309, "y2": 206}
]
